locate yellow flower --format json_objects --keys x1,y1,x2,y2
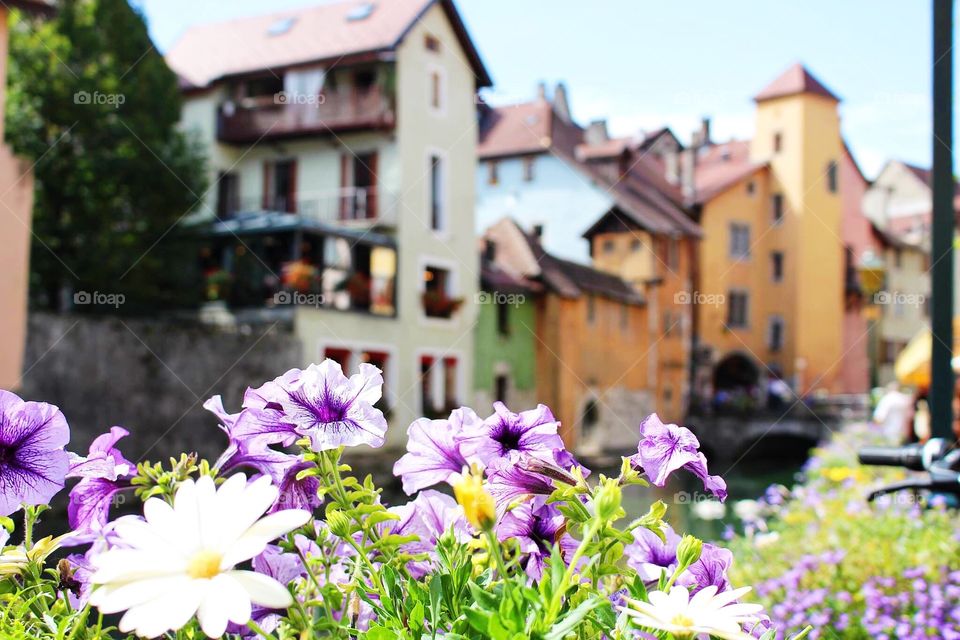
[
  {"x1": 0, "y1": 534, "x2": 67, "y2": 576},
  {"x1": 453, "y1": 467, "x2": 496, "y2": 530}
]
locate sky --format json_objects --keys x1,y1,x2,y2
[{"x1": 135, "y1": 0, "x2": 955, "y2": 178}]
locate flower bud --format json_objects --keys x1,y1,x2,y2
[
  {"x1": 453, "y1": 467, "x2": 496, "y2": 531},
  {"x1": 595, "y1": 477, "x2": 622, "y2": 522},
  {"x1": 676, "y1": 534, "x2": 704, "y2": 570},
  {"x1": 327, "y1": 510, "x2": 351, "y2": 538}
]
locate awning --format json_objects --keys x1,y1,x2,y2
[{"x1": 894, "y1": 316, "x2": 960, "y2": 387}]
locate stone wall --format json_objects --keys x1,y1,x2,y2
[{"x1": 17, "y1": 313, "x2": 302, "y2": 463}]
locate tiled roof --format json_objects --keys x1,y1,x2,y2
[
  {"x1": 517, "y1": 222, "x2": 644, "y2": 304},
  {"x1": 754, "y1": 63, "x2": 840, "y2": 103},
  {"x1": 693, "y1": 140, "x2": 767, "y2": 204},
  {"x1": 166, "y1": 0, "x2": 491, "y2": 89},
  {"x1": 479, "y1": 263, "x2": 542, "y2": 295},
  {"x1": 477, "y1": 100, "x2": 556, "y2": 159}
]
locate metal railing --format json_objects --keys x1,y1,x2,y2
[{"x1": 223, "y1": 187, "x2": 397, "y2": 227}]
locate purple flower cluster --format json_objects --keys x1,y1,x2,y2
[
  {"x1": 861, "y1": 568, "x2": 960, "y2": 640},
  {"x1": 624, "y1": 522, "x2": 734, "y2": 593}
]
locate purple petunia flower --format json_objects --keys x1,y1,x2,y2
[
  {"x1": 0, "y1": 390, "x2": 71, "y2": 516},
  {"x1": 496, "y1": 501, "x2": 577, "y2": 581},
  {"x1": 486, "y1": 455, "x2": 562, "y2": 511},
  {"x1": 389, "y1": 490, "x2": 469, "y2": 579},
  {"x1": 241, "y1": 360, "x2": 388, "y2": 452},
  {"x1": 679, "y1": 542, "x2": 733, "y2": 593},
  {"x1": 625, "y1": 523, "x2": 681, "y2": 583},
  {"x1": 393, "y1": 408, "x2": 481, "y2": 495},
  {"x1": 269, "y1": 458, "x2": 322, "y2": 513},
  {"x1": 66, "y1": 426, "x2": 135, "y2": 538},
  {"x1": 461, "y1": 402, "x2": 564, "y2": 465},
  {"x1": 629, "y1": 414, "x2": 727, "y2": 501}
]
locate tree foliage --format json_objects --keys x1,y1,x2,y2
[{"x1": 6, "y1": 0, "x2": 207, "y2": 312}]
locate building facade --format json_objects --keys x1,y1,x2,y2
[
  {"x1": 167, "y1": 0, "x2": 490, "y2": 444},
  {"x1": 480, "y1": 218, "x2": 653, "y2": 452},
  {"x1": 689, "y1": 64, "x2": 858, "y2": 404}
]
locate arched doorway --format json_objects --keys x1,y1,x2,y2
[{"x1": 712, "y1": 352, "x2": 761, "y2": 413}]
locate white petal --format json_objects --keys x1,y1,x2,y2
[
  {"x1": 118, "y1": 580, "x2": 205, "y2": 638},
  {"x1": 90, "y1": 575, "x2": 190, "y2": 614},
  {"x1": 90, "y1": 549, "x2": 186, "y2": 584},
  {"x1": 222, "y1": 509, "x2": 309, "y2": 567},
  {"x1": 173, "y1": 479, "x2": 202, "y2": 549},
  {"x1": 212, "y1": 573, "x2": 253, "y2": 623},
  {"x1": 215, "y1": 475, "x2": 278, "y2": 548},
  {"x1": 227, "y1": 570, "x2": 294, "y2": 609},
  {"x1": 197, "y1": 573, "x2": 250, "y2": 638}
]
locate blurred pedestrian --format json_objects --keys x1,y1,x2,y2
[{"x1": 871, "y1": 382, "x2": 911, "y2": 443}]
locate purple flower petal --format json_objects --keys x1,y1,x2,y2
[
  {"x1": 625, "y1": 523, "x2": 681, "y2": 582},
  {"x1": 496, "y1": 502, "x2": 576, "y2": 581},
  {"x1": 66, "y1": 426, "x2": 134, "y2": 535},
  {"x1": 462, "y1": 402, "x2": 564, "y2": 466},
  {"x1": 393, "y1": 408, "x2": 480, "y2": 495},
  {"x1": 0, "y1": 390, "x2": 71, "y2": 516}
]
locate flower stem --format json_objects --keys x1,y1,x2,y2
[
  {"x1": 545, "y1": 519, "x2": 599, "y2": 624},
  {"x1": 22, "y1": 508, "x2": 33, "y2": 550},
  {"x1": 482, "y1": 527, "x2": 509, "y2": 580}
]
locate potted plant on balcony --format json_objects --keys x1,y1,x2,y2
[
  {"x1": 281, "y1": 259, "x2": 319, "y2": 293},
  {"x1": 422, "y1": 289, "x2": 464, "y2": 319},
  {"x1": 203, "y1": 268, "x2": 233, "y2": 301}
]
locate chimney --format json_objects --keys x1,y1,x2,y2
[
  {"x1": 553, "y1": 82, "x2": 571, "y2": 123},
  {"x1": 536, "y1": 81, "x2": 547, "y2": 101},
  {"x1": 483, "y1": 239, "x2": 497, "y2": 264},
  {"x1": 664, "y1": 146, "x2": 680, "y2": 185},
  {"x1": 680, "y1": 148, "x2": 696, "y2": 202},
  {"x1": 700, "y1": 117, "x2": 711, "y2": 147},
  {"x1": 532, "y1": 223, "x2": 545, "y2": 239},
  {"x1": 585, "y1": 119, "x2": 609, "y2": 146}
]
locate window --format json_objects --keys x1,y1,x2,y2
[
  {"x1": 773, "y1": 132, "x2": 782, "y2": 153},
  {"x1": 263, "y1": 159, "x2": 297, "y2": 212},
  {"x1": 729, "y1": 223, "x2": 750, "y2": 259},
  {"x1": 727, "y1": 290, "x2": 749, "y2": 328},
  {"x1": 771, "y1": 251, "x2": 784, "y2": 282},
  {"x1": 487, "y1": 160, "x2": 499, "y2": 186},
  {"x1": 443, "y1": 357, "x2": 458, "y2": 409},
  {"x1": 826, "y1": 160, "x2": 839, "y2": 193},
  {"x1": 771, "y1": 194, "x2": 784, "y2": 225},
  {"x1": 603, "y1": 239, "x2": 615, "y2": 254},
  {"x1": 216, "y1": 171, "x2": 240, "y2": 219},
  {"x1": 631, "y1": 239, "x2": 642, "y2": 252},
  {"x1": 422, "y1": 265, "x2": 457, "y2": 318},
  {"x1": 420, "y1": 356, "x2": 436, "y2": 417},
  {"x1": 496, "y1": 299, "x2": 510, "y2": 337},
  {"x1": 429, "y1": 70, "x2": 443, "y2": 111},
  {"x1": 663, "y1": 310, "x2": 674, "y2": 336},
  {"x1": 746, "y1": 180, "x2": 756, "y2": 196},
  {"x1": 418, "y1": 354, "x2": 458, "y2": 416},
  {"x1": 424, "y1": 34, "x2": 440, "y2": 52},
  {"x1": 522, "y1": 156, "x2": 535, "y2": 182},
  {"x1": 428, "y1": 154, "x2": 446, "y2": 232},
  {"x1": 768, "y1": 316, "x2": 785, "y2": 352},
  {"x1": 324, "y1": 347, "x2": 351, "y2": 370},
  {"x1": 245, "y1": 75, "x2": 284, "y2": 99},
  {"x1": 320, "y1": 239, "x2": 397, "y2": 316},
  {"x1": 339, "y1": 152, "x2": 378, "y2": 220},
  {"x1": 894, "y1": 248, "x2": 902, "y2": 268},
  {"x1": 668, "y1": 238, "x2": 680, "y2": 270},
  {"x1": 586, "y1": 296, "x2": 596, "y2": 324},
  {"x1": 494, "y1": 374, "x2": 508, "y2": 403},
  {"x1": 581, "y1": 399, "x2": 600, "y2": 438}
]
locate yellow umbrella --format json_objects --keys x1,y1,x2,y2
[{"x1": 894, "y1": 317, "x2": 960, "y2": 387}]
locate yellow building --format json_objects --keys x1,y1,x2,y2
[{"x1": 691, "y1": 64, "x2": 846, "y2": 400}]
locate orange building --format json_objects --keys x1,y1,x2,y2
[
  {"x1": 0, "y1": 0, "x2": 55, "y2": 390},
  {"x1": 687, "y1": 64, "x2": 864, "y2": 404},
  {"x1": 482, "y1": 218, "x2": 652, "y2": 453}
]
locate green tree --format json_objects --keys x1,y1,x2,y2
[{"x1": 5, "y1": 0, "x2": 207, "y2": 312}]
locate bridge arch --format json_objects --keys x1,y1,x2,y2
[{"x1": 713, "y1": 351, "x2": 761, "y2": 391}]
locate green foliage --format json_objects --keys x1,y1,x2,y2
[{"x1": 6, "y1": 0, "x2": 208, "y2": 312}]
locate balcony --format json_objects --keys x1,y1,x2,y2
[
  {"x1": 217, "y1": 88, "x2": 395, "y2": 144},
  {"x1": 223, "y1": 187, "x2": 398, "y2": 229}
]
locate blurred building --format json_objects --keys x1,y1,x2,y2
[
  {"x1": 687, "y1": 64, "x2": 865, "y2": 403},
  {"x1": 166, "y1": 0, "x2": 491, "y2": 441},
  {"x1": 479, "y1": 218, "x2": 651, "y2": 452},
  {"x1": 475, "y1": 85, "x2": 700, "y2": 424},
  {"x1": 0, "y1": 0, "x2": 55, "y2": 390}
]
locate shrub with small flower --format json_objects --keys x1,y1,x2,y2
[
  {"x1": 0, "y1": 360, "x2": 809, "y2": 639},
  {"x1": 727, "y1": 423, "x2": 960, "y2": 639}
]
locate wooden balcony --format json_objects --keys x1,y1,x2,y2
[
  {"x1": 217, "y1": 88, "x2": 395, "y2": 144},
  {"x1": 225, "y1": 187, "x2": 398, "y2": 229}
]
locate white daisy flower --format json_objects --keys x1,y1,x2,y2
[
  {"x1": 89, "y1": 474, "x2": 310, "y2": 638},
  {"x1": 622, "y1": 585, "x2": 765, "y2": 640}
]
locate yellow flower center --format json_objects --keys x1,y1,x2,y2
[
  {"x1": 187, "y1": 550, "x2": 223, "y2": 579},
  {"x1": 670, "y1": 613, "x2": 696, "y2": 629}
]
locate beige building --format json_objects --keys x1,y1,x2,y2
[
  {"x1": 167, "y1": 0, "x2": 490, "y2": 444},
  {"x1": 0, "y1": 0, "x2": 55, "y2": 390}
]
